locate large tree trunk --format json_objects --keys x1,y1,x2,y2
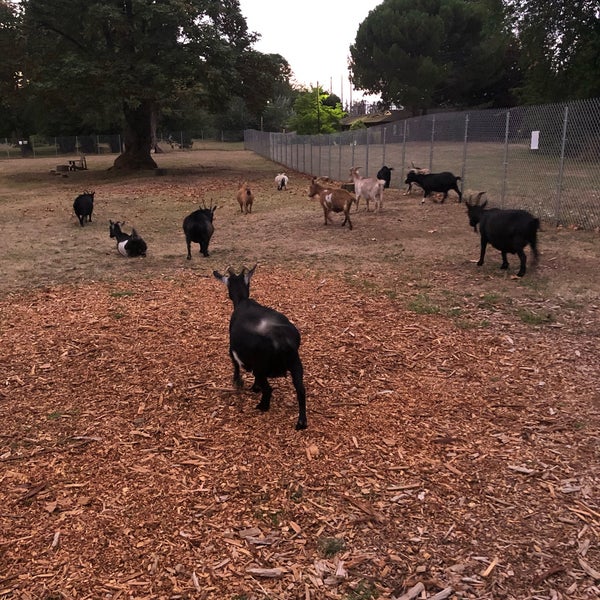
[{"x1": 112, "y1": 99, "x2": 158, "y2": 170}]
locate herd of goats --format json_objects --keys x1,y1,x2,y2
[{"x1": 70, "y1": 163, "x2": 540, "y2": 430}]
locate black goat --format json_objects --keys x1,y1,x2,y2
[
  {"x1": 183, "y1": 203, "x2": 216, "y2": 259},
  {"x1": 376, "y1": 166, "x2": 394, "y2": 189},
  {"x1": 466, "y1": 193, "x2": 540, "y2": 277},
  {"x1": 213, "y1": 265, "x2": 307, "y2": 430},
  {"x1": 404, "y1": 171, "x2": 462, "y2": 203},
  {"x1": 73, "y1": 191, "x2": 94, "y2": 226},
  {"x1": 109, "y1": 220, "x2": 147, "y2": 257}
]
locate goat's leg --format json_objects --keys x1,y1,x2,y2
[
  {"x1": 289, "y1": 357, "x2": 307, "y2": 430},
  {"x1": 500, "y1": 251, "x2": 509, "y2": 270},
  {"x1": 200, "y1": 242, "x2": 210, "y2": 257},
  {"x1": 516, "y1": 250, "x2": 527, "y2": 277},
  {"x1": 230, "y1": 349, "x2": 243, "y2": 388},
  {"x1": 254, "y1": 375, "x2": 272, "y2": 411},
  {"x1": 477, "y1": 238, "x2": 488, "y2": 266},
  {"x1": 186, "y1": 239, "x2": 192, "y2": 260},
  {"x1": 343, "y1": 209, "x2": 353, "y2": 230}
]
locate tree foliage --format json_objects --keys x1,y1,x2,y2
[
  {"x1": 286, "y1": 87, "x2": 347, "y2": 135},
  {"x1": 508, "y1": 0, "x2": 600, "y2": 103},
  {"x1": 349, "y1": 0, "x2": 521, "y2": 113},
  {"x1": 0, "y1": 1, "x2": 27, "y2": 137},
  {"x1": 18, "y1": 0, "x2": 276, "y2": 168}
]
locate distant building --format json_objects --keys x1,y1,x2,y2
[{"x1": 340, "y1": 108, "x2": 412, "y2": 130}]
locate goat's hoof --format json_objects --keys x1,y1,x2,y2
[
  {"x1": 501, "y1": 264, "x2": 509, "y2": 270},
  {"x1": 477, "y1": 260, "x2": 484, "y2": 266},
  {"x1": 256, "y1": 402, "x2": 270, "y2": 412},
  {"x1": 295, "y1": 419, "x2": 307, "y2": 430},
  {"x1": 517, "y1": 271, "x2": 525, "y2": 277},
  {"x1": 251, "y1": 383, "x2": 261, "y2": 393}
]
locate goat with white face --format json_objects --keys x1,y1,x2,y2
[{"x1": 213, "y1": 265, "x2": 307, "y2": 430}]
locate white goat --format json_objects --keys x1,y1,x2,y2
[
  {"x1": 275, "y1": 173, "x2": 289, "y2": 191},
  {"x1": 349, "y1": 167, "x2": 385, "y2": 212}
]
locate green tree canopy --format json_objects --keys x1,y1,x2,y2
[
  {"x1": 286, "y1": 87, "x2": 347, "y2": 135},
  {"x1": 19, "y1": 0, "x2": 268, "y2": 168},
  {"x1": 349, "y1": 0, "x2": 520, "y2": 113},
  {"x1": 0, "y1": 0, "x2": 27, "y2": 137},
  {"x1": 508, "y1": 0, "x2": 600, "y2": 103}
]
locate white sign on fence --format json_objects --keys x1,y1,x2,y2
[{"x1": 530, "y1": 130, "x2": 540, "y2": 150}]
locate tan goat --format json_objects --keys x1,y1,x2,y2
[
  {"x1": 237, "y1": 182, "x2": 254, "y2": 214},
  {"x1": 308, "y1": 178, "x2": 356, "y2": 230}
]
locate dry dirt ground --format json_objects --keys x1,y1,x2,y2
[{"x1": 1, "y1": 150, "x2": 599, "y2": 600}]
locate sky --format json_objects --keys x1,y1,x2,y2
[{"x1": 237, "y1": 0, "x2": 383, "y2": 104}]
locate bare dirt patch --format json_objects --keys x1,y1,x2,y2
[{"x1": 1, "y1": 150, "x2": 599, "y2": 599}]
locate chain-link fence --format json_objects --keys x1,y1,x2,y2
[
  {"x1": 0, "y1": 130, "x2": 244, "y2": 159},
  {"x1": 245, "y1": 97, "x2": 600, "y2": 229}
]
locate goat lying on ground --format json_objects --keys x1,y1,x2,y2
[
  {"x1": 404, "y1": 170, "x2": 462, "y2": 203},
  {"x1": 349, "y1": 167, "x2": 385, "y2": 212},
  {"x1": 308, "y1": 177, "x2": 355, "y2": 230},
  {"x1": 213, "y1": 265, "x2": 307, "y2": 430},
  {"x1": 465, "y1": 192, "x2": 540, "y2": 277},
  {"x1": 237, "y1": 182, "x2": 254, "y2": 214},
  {"x1": 73, "y1": 191, "x2": 94, "y2": 227},
  {"x1": 109, "y1": 220, "x2": 147, "y2": 257},
  {"x1": 275, "y1": 173, "x2": 289, "y2": 190},
  {"x1": 183, "y1": 203, "x2": 216, "y2": 259},
  {"x1": 376, "y1": 166, "x2": 393, "y2": 189}
]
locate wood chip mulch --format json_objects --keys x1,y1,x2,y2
[{"x1": 1, "y1": 267, "x2": 598, "y2": 600}]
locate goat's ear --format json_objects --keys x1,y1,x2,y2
[
  {"x1": 213, "y1": 270, "x2": 227, "y2": 284},
  {"x1": 481, "y1": 199, "x2": 488, "y2": 209},
  {"x1": 244, "y1": 263, "x2": 257, "y2": 285}
]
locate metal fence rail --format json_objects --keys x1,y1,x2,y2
[{"x1": 245, "y1": 97, "x2": 600, "y2": 229}]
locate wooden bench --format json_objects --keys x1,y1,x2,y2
[{"x1": 67, "y1": 155, "x2": 87, "y2": 171}]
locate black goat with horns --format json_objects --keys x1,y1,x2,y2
[{"x1": 213, "y1": 265, "x2": 307, "y2": 430}]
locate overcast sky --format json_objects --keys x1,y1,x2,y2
[{"x1": 237, "y1": 0, "x2": 382, "y2": 102}]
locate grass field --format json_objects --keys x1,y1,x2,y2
[{"x1": 1, "y1": 146, "x2": 599, "y2": 599}]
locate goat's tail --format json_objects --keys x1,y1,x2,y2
[{"x1": 529, "y1": 218, "x2": 540, "y2": 262}]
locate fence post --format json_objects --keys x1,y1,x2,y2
[
  {"x1": 556, "y1": 105, "x2": 569, "y2": 226},
  {"x1": 461, "y1": 114, "x2": 469, "y2": 196},
  {"x1": 318, "y1": 136, "x2": 322, "y2": 176},
  {"x1": 429, "y1": 115, "x2": 436, "y2": 170},
  {"x1": 338, "y1": 134, "x2": 342, "y2": 181},
  {"x1": 351, "y1": 132, "x2": 355, "y2": 169},
  {"x1": 365, "y1": 129, "x2": 369, "y2": 175},
  {"x1": 382, "y1": 126, "x2": 387, "y2": 168},
  {"x1": 328, "y1": 136, "x2": 332, "y2": 177},
  {"x1": 401, "y1": 120, "x2": 407, "y2": 178},
  {"x1": 501, "y1": 110, "x2": 510, "y2": 208}
]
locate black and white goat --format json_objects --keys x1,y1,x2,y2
[
  {"x1": 73, "y1": 191, "x2": 94, "y2": 227},
  {"x1": 213, "y1": 265, "x2": 307, "y2": 430},
  {"x1": 275, "y1": 173, "x2": 289, "y2": 191},
  {"x1": 183, "y1": 203, "x2": 216, "y2": 259},
  {"x1": 404, "y1": 170, "x2": 462, "y2": 203},
  {"x1": 109, "y1": 220, "x2": 147, "y2": 257},
  {"x1": 465, "y1": 193, "x2": 540, "y2": 277}
]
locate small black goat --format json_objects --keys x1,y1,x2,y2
[
  {"x1": 376, "y1": 166, "x2": 394, "y2": 189},
  {"x1": 404, "y1": 171, "x2": 462, "y2": 204},
  {"x1": 109, "y1": 220, "x2": 147, "y2": 257},
  {"x1": 183, "y1": 203, "x2": 216, "y2": 259},
  {"x1": 466, "y1": 193, "x2": 540, "y2": 277},
  {"x1": 213, "y1": 265, "x2": 307, "y2": 430},
  {"x1": 73, "y1": 191, "x2": 94, "y2": 226}
]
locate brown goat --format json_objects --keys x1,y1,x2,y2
[
  {"x1": 308, "y1": 178, "x2": 356, "y2": 230},
  {"x1": 237, "y1": 182, "x2": 254, "y2": 214}
]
